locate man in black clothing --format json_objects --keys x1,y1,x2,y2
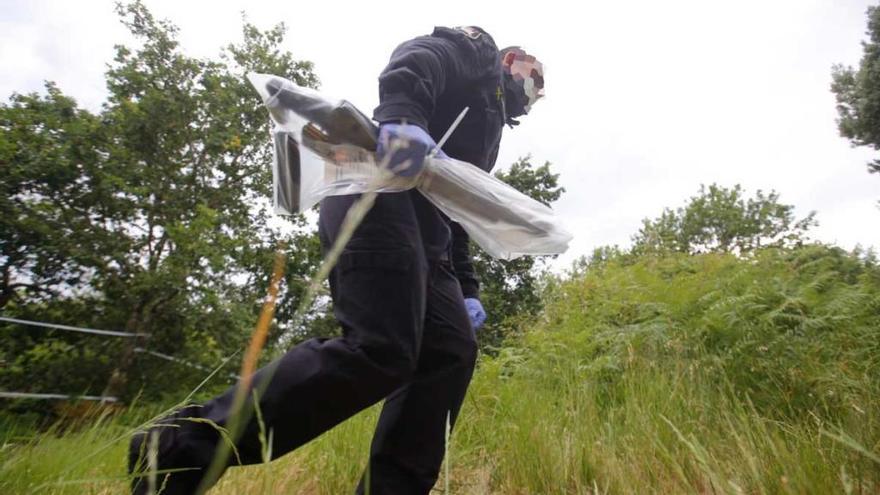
[{"x1": 129, "y1": 25, "x2": 544, "y2": 495}]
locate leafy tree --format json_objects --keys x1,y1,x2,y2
[
  {"x1": 0, "y1": 2, "x2": 565, "y2": 401},
  {"x1": 832, "y1": 4, "x2": 880, "y2": 175},
  {"x1": 565, "y1": 245, "x2": 628, "y2": 279},
  {"x1": 0, "y1": 1, "x2": 322, "y2": 401},
  {"x1": 632, "y1": 184, "x2": 816, "y2": 256},
  {"x1": 0, "y1": 85, "x2": 110, "y2": 311},
  {"x1": 473, "y1": 156, "x2": 565, "y2": 350}
]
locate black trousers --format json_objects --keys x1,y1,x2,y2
[{"x1": 134, "y1": 191, "x2": 478, "y2": 494}]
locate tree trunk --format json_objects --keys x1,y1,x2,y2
[{"x1": 101, "y1": 300, "x2": 147, "y2": 400}]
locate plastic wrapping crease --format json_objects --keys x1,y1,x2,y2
[{"x1": 247, "y1": 73, "x2": 572, "y2": 260}]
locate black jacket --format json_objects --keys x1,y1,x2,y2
[{"x1": 373, "y1": 26, "x2": 506, "y2": 298}]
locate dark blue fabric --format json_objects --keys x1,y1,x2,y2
[{"x1": 373, "y1": 26, "x2": 507, "y2": 298}]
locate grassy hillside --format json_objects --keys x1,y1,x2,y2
[{"x1": 2, "y1": 245, "x2": 879, "y2": 494}]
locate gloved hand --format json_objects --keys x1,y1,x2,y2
[
  {"x1": 464, "y1": 298, "x2": 487, "y2": 330},
  {"x1": 376, "y1": 122, "x2": 447, "y2": 177}
]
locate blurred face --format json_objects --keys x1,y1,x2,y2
[{"x1": 502, "y1": 49, "x2": 545, "y2": 113}]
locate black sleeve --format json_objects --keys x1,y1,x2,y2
[
  {"x1": 375, "y1": 27, "x2": 495, "y2": 300},
  {"x1": 373, "y1": 31, "x2": 483, "y2": 129},
  {"x1": 450, "y1": 221, "x2": 480, "y2": 299}
]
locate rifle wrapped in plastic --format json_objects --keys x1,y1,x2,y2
[{"x1": 247, "y1": 73, "x2": 572, "y2": 260}]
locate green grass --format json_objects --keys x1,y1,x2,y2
[{"x1": 2, "y1": 245, "x2": 879, "y2": 493}]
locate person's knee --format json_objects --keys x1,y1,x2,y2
[
  {"x1": 332, "y1": 248, "x2": 425, "y2": 380},
  {"x1": 360, "y1": 339, "x2": 419, "y2": 383}
]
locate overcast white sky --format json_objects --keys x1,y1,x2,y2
[{"x1": 2, "y1": 0, "x2": 878, "y2": 270}]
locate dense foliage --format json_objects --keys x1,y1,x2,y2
[
  {"x1": 832, "y1": 4, "x2": 880, "y2": 176},
  {"x1": 632, "y1": 183, "x2": 816, "y2": 255},
  {"x1": 4, "y1": 244, "x2": 879, "y2": 493},
  {"x1": 2, "y1": 4, "x2": 878, "y2": 493},
  {"x1": 0, "y1": 1, "x2": 562, "y2": 406},
  {"x1": 0, "y1": 1, "x2": 322, "y2": 402},
  {"x1": 472, "y1": 156, "x2": 565, "y2": 351}
]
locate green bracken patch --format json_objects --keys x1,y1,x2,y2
[{"x1": 2, "y1": 245, "x2": 879, "y2": 494}]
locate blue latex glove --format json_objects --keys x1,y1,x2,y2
[
  {"x1": 376, "y1": 123, "x2": 447, "y2": 177},
  {"x1": 464, "y1": 298, "x2": 487, "y2": 330}
]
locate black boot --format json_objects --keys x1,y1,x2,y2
[{"x1": 128, "y1": 406, "x2": 221, "y2": 495}]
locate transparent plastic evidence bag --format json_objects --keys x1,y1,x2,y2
[{"x1": 247, "y1": 73, "x2": 572, "y2": 260}]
